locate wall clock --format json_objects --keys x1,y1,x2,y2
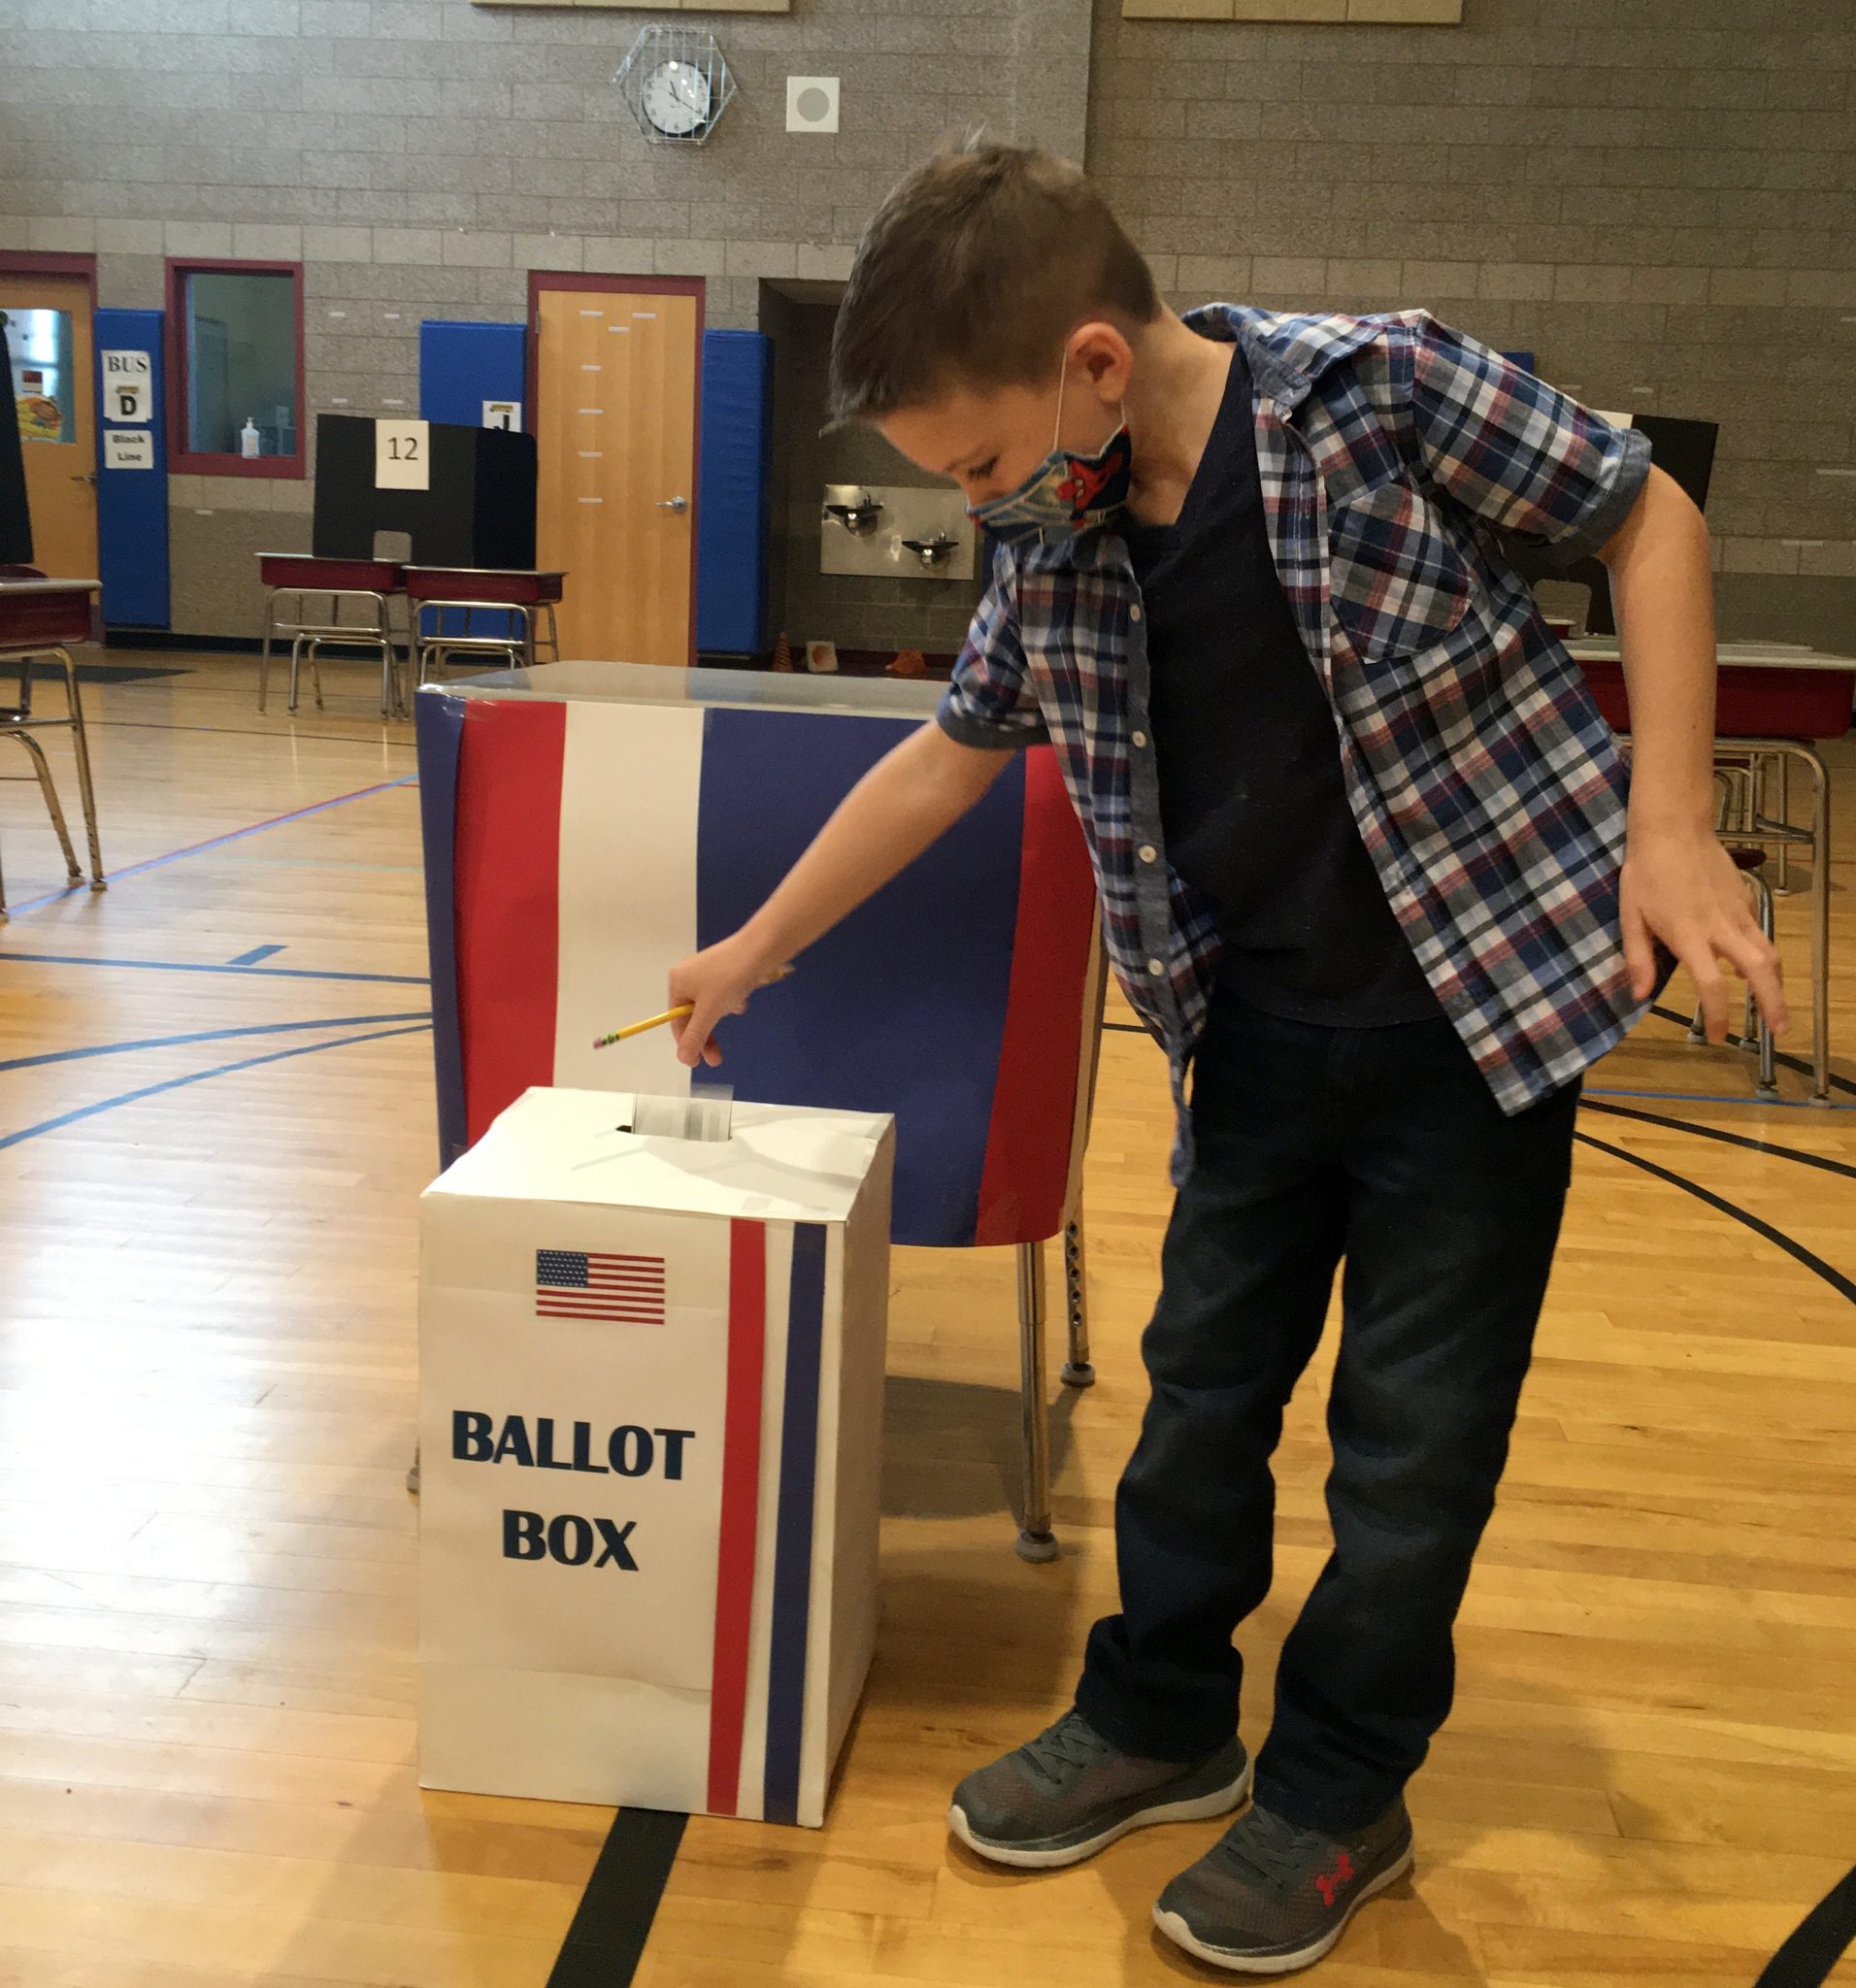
[{"x1": 614, "y1": 26, "x2": 737, "y2": 147}]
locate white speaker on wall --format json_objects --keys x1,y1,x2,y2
[{"x1": 786, "y1": 76, "x2": 841, "y2": 135}]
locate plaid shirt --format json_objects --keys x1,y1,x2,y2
[{"x1": 938, "y1": 306, "x2": 1654, "y2": 1180}]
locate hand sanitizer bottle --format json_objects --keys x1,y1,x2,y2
[{"x1": 240, "y1": 416, "x2": 261, "y2": 459}]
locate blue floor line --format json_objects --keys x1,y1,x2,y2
[
  {"x1": 3, "y1": 773, "x2": 419, "y2": 914},
  {"x1": 0, "y1": 1011, "x2": 432, "y2": 1076},
  {"x1": 0, "y1": 1022, "x2": 433, "y2": 1152},
  {"x1": 0, "y1": 951, "x2": 428, "y2": 987},
  {"x1": 229, "y1": 944, "x2": 286, "y2": 966}
]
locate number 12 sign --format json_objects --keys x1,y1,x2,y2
[{"x1": 376, "y1": 418, "x2": 431, "y2": 491}]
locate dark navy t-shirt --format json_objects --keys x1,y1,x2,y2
[{"x1": 1124, "y1": 345, "x2": 1439, "y2": 1026}]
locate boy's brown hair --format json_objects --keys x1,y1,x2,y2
[{"x1": 827, "y1": 140, "x2": 1162, "y2": 425}]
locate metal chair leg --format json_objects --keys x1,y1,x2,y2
[
  {"x1": 1014, "y1": 1240, "x2": 1058, "y2": 1564},
  {"x1": 258, "y1": 588, "x2": 280, "y2": 713},
  {"x1": 1061, "y1": 1213, "x2": 1095, "y2": 1388},
  {"x1": 53, "y1": 648, "x2": 104, "y2": 888},
  {"x1": 11, "y1": 730, "x2": 82, "y2": 882},
  {"x1": 1748, "y1": 871, "x2": 1777, "y2": 1095},
  {"x1": 1801, "y1": 746, "x2": 1831, "y2": 1103},
  {"x1": 1775, "y1": 753, "x2": 1793, "y2": 894}
]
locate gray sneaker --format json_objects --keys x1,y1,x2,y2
[
  {"x1": 948, "y1": 1709, "x2": 1252, "y2": 1871},
  {"x1": 1152, "y1": 1798, "x2": 1414, "y2": 1973}
]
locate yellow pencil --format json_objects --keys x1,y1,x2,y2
[{"x1": 591, "y1": 966, "x2": 794, "y2": 1050}]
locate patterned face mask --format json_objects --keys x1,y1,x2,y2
[{"x1": 967, "y1": 351, "x2": 1132, "y2": 546}]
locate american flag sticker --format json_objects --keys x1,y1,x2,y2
[{"x1": 535, "y1": 1249, "x2": 667, "y2": 1324}]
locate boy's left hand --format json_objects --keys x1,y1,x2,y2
[{"x1": 1620, "y1": 823, "x2": 1788, "y2": 1044}]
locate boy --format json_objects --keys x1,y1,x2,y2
[{"x1": 669, "y1": 143, "x2": 1783, "y2": 1974}]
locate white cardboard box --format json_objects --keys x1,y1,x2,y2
[{"x1": 417, "y1": 1086, "x2": 894, "y2": 1826}]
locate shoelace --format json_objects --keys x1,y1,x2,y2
[
  {"x1": 1211, "y1": 1806, "x2": 1328, "y2": 1892},
  {"x1": 1017, "y1": 1711, "x2": 1111, "y2": 1786}
]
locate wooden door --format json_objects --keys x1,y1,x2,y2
[
  {"x1": 1, "y1": 272, "x2": 98, "y2": 579},
  {"x1": 534, "y1": 281, "x2": 700, "y2": 666}
]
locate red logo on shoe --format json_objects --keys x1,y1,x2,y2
[{"x1": 1312, "y1": 1850, "x2": 1356, "y2": 1908}]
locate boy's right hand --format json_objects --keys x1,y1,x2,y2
[{"x1": 668, "y1": 936, "x2": 781, "y2": 1069}]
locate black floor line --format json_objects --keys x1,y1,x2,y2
[
  {"x1": 1649, "y1": 1002, "x2": 1856, "y2": 1099},
  {"x1": 1577, "y1": 1097, "x2": 1856, "y2": 1183},
  {"x1": 1574, "y1": 1130, "x2": 1856, "y2": 1305},
  {"x1": 1755, "y1": 1863, "x2": 1856, "y2": 1988},
  {"x1": 547, "y1": 1806, "x2": 687, "y2": 1988}
]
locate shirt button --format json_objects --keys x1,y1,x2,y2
[
  {"x1": 1131, "y1": 730, "x2": 1148, "y2": 748},
  {"x1": 1139, "y1": 844, "x2": 1157, "y2": 863},
  {"x1": 1130, "y1": 605, "x2": 1143, "y2": 623},
  {"x1": 1146, "y1": 957, "x2": 1165, "y2": 977}
]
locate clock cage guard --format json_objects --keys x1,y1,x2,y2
[{"x1": 613, "y1": 25, "x2": 737, "y2": 148}]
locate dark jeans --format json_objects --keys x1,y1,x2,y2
[{"x1": 1074, "y1": 991, "x2": 1580, "y2": 1834}]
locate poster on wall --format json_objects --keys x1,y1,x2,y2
[{"x1": 16, "y1": 367, "x2": 62, "y2": 442}]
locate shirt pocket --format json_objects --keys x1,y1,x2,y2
[{"x1": 1327, "y1": 480, "x2": 1475, "y2": 664}]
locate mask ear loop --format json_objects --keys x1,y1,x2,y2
[{"x1": 1055, "y1": 340, "x2": 1128, "y2": 458}]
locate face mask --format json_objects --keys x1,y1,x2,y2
[{"x1": 967, "y1": 351, "x2": 1132, "y2": 546}]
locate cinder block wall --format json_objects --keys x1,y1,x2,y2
[
  {"x1": 1, "y1": 0, "x2": 1090, "y2": 639},
  {"x1": 3, "y1": 0, "x2": 1850, "y2": 645},
  {"x1": 1088, "y1": 0, "x2": 1856, "y2": 643}
]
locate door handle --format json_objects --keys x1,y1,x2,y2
[
  {"x1": 655, "y1": 496, "x2": 688, "y2": 514},
  {"x1": 73, "y1": 473, "x2": 99, "y2": 485}
]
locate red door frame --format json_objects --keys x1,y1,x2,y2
[
  {"x1": 0, "y1": 249, "x2": 103, "y2": 560},
  {"x1": 526, "y1": 270, "x2": 706, "y2": 667}
]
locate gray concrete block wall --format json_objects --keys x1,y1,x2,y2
[
  {"x1": 1089, "y1": 0, "x2": 1856, "y2": 638},
  {"x1": 763, "y1": 291, "x2": 984, "y2": 657},
  {"x1": 0, "y1": 0, "x2": 1090, "y2": 638},
  {"x1": 3, "y1": 0, "x2": 1851, "y2": 644}
]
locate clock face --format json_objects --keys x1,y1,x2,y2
[{"x1": 642, "y1": 58, "x2": 713, "y2": 137}]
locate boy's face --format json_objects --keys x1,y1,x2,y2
[{"x1": 877, "y1": 325, "x2": 1133, "y2": 509}]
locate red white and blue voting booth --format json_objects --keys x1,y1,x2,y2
[
  {"x1": 413, "y1": 665, "x2": 1105, "y2": 1819},
  {"x1": 413, "y1": 663, "x2": 1103, "y2": 1252}
]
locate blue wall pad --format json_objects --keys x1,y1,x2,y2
[
  {"x1": 417, "y1": 320, "x2": 529, "y2": 642},
  {"x1": 420, "y1": 320, "x2": 527, "y2": 431},
  {"x1": 94, "y1": 308, "x2": 169, "y2": 628}
]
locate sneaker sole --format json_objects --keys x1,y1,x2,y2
[
  {"x1": 1150, "y1": 1842, "x2": 1414, "y2": 1974},
  {"x1": 947, "y1": 1757, "x2": 1254, "y2": 1872}
]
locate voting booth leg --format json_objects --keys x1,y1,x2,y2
[
  {"x1": 1015, "y1": 1242, "x2": 1059, "y2": 1564},
  {"x1": 1061, "y1": 1210, "x2": 1095, "y2": 1390}
]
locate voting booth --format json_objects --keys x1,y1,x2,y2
[
  {"x1": 419, "y1": 1085, "x2": 894, "y2": 1823},
  {"x1": 312, "y1": 413, "x2": 536, "y2": 567}
]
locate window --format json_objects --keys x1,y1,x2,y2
[
  {"x1": 6, "y1": 307, "x2": 79, "y2": 447},
  {"x1": 165, "y1": 259, "x2": 304, "y2": 477}
]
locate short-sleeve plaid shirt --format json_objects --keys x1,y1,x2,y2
[{"x1": 938, "y1": 306, "x2": 1654, "y2": 1182}]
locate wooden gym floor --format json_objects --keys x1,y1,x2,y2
[{"x1": 0, "y1": 651, "x2": 1852, "y2": 1988}]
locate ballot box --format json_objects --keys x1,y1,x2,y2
[{"x1": 417, "y1": 1085, "x2": 894, "y2": 1827}]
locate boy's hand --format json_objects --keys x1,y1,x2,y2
[
  {"x1": 667, "y1": 936, "x2": 781, "y2": 1070},
  {"x1": 1620, "y1": 823, "x2": 1787, "y2": 1044}
]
